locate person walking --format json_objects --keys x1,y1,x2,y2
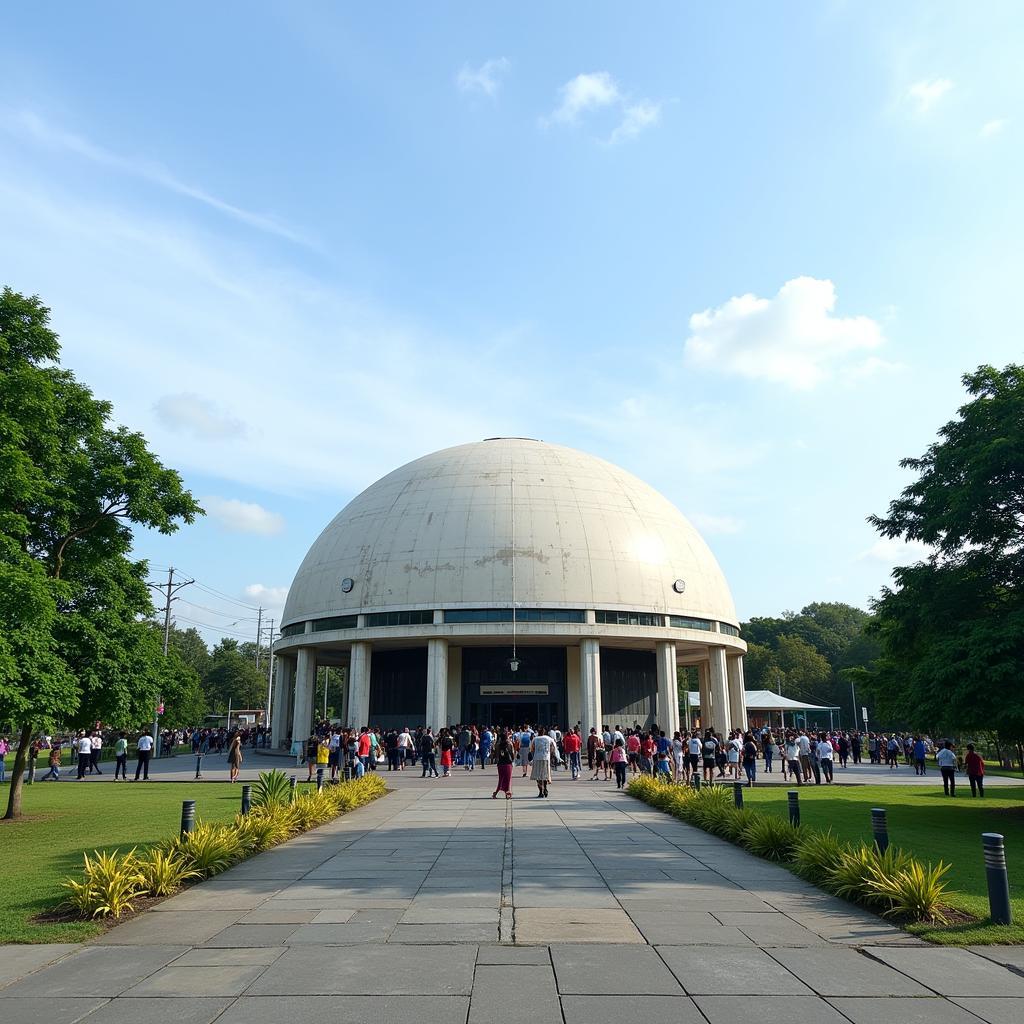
[
  {"x1": 439, "y1": 728, "x2": 454, "y2": 777},
  {"x1": 195, "y1": 731, "x2": 210, "y2": 779},
  {"x1": 742, "y1": 732, "x2": 758, "y2": 787},
  {"x1": 75, "y1": 731, "x2": 92, "y2": 780},
  {"x1": 41, "y1": 743, "x2": 61, "y2": 781},
  {"x1": 937, "y1": 740, "x2": 958, "y2": 796},
  {"x1": 563, "y1": 727, "x2": 582, "y2": 780},
  {"x1": 113, "y1": 731, "x2": 128, "y2": 780},
  {"x1": 591, "y1": 731, "x2": 609, "y2": 781},
  {"x1": 530, "y1": 726, "x2": 554, "y2": 798},
  {"x1": 784, "y1": 732, "x2": 802, "y2": 785},
  {"x1": 518, "y1": 725, "x2": 534, "y2": 777},
  {"x1": 134, "y1": 729, "x2": 154, "y2": 781},
  {"x1": 492, "y1": 729, "x2": 515, "y2": 799},
  {"x1": 701, "y1": 730, "x2": 718, "y2": 784},
  {"x1": 912, "y1": 736, "x2": 927, "y2": 776},
  {"x1": 965, "y1": 743, "x2": 985, "y2": 798},
  {"x1": 420, "y1": 728, "x2": 438, "y2": 778},
  {"x1": 227, "y1": 731, "x2": 243, "y2": 783},
  {"x1": 609, "y1": 737, "x2": 628, "y2": 789},
  {"x1": 817, "y1": 732, "x2": 834, "y2": 783},
  {"x1": 763, "y1": 731, "x2": 775, "y2": 773},
  {"x1": 89, "y1": 731, "x2": 103, "y2": 775}
]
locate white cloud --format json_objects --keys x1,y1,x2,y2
[
  {"x1": 857, "y1": 537, "x2": 931, "y2": 565},
  {"x1": 907, "y1": 77, "x2": 953, "y2": 114},
  {"x1": 10, "y1": 110, "x2": 310, "y2": 245},
  {"x1": 688, "y1": 512, "x2": 744, "y2": 535},
  {"x1": 155, "y1": 393, "x2": 246, "y2": 439},
  {"x1": 684, "y1": 277, "x2": 886, "y2": 390},
  {"x1": 547, "y1": 72, "x2": 621, "y2": 124},
  {"x1": 609, "y1": 101, "x2": 661, "y2": 144},
  {"x1": 204, "y1": 497, "x2": 285, "y2": 535},
  {"x1": 980, "y1": 118, "x2": 1007, "y2": 138},
  {"x1": 244, "y1": 583, "x2": 289, "y2": 609},
  {"x1": 456, "y1": 58, "x2": 510, "y2": 98}
]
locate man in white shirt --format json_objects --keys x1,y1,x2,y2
[
  {"x1": 75, "y1": 732, "x2": 92, "y2": 779},
  {"x1": 797, "y1": 731, "x2": 812, "y2": 782},
  {"x1": 89, "y1": 731, "x2": 103, "y2": 775},
  {"x1": 817, "y1": 733, "x2": 834, "y2": 784},
  {"x1": 687, "y1": 732, "x2": 702, "y2": 777},
  {"x1": 134, "y1": 730, "x2": 154, "y2": 781},
  {"x1": 936, "y1": 741, "x2": 958, "y2": 796}
]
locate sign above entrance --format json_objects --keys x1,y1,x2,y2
[{"x1": 480, "y1": 684, "x2": 550, "y2": 696}]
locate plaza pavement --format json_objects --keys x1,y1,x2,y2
[{"x1": 3, "y1": 770, "x2": 1024, "y2": 1024}]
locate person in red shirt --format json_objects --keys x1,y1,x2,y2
[
  {"x1": 641, "y1": 734, "x2": 656, "y2": 775},
  {"x1": 357, "y1": 727, "x2": 373, "y2": 772},
  {"x1": 965, "y1": 743, "x2": 985, "y2": 798},
  {"x1": 562, "y1": 727, "x2": 582, "y2": 780},
  {"x1": 626, "y1": 732, "x2": 641, "y2": 775}
]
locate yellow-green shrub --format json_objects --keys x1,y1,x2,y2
[
  {"x1": 62, "y1": 849, "x2": 144, "y2": 918},
  {"x1": 136, "y1": 847, "x2": 200, "y2": 897},
  {"x1": 865, "y1": 858, "x2": 952, "y2": 923}
]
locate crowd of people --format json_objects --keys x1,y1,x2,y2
[{"x1": 0, "y1": 721, "x2": 991, "y2": 798}]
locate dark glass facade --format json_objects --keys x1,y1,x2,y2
[
  {"x1": 599, "y1": 647, "x2": 658, "y2": 730},
  {"x1": 368, "y1": 648, "x2": 427, "y2": 728}
]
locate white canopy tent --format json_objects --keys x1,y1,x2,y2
[{"x1": 687, "y1": 690, "x2": 841, "y2": 730}]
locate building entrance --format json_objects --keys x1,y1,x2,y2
[{"x1": 465, "y1": 699, "x2": 560, "y2": 729}]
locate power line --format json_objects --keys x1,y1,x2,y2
[{"x1": 177, "y1": 598, "x2": 261, "y2": 621}]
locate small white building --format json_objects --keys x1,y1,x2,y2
[{"x1": 271, "y1": 438, "x2": 747, "y2": 745}]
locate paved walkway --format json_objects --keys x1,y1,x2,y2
[{"x1": 3, "y1": 772, "x2": 1024, "y2": 1024}]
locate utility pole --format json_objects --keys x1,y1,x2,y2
[
  {"x1": 264, "y1": 618, "x2": 275, "y2": 732},
  {"x1": 254, "y1": 606, "x2": 263, "y2": 670},
  {"x1": 148, "y1": 566, "x2": 194, "y2": 755}
]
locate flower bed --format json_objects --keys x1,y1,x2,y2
[
  {"x1": 61, "y1": 773, "x2": 386, "y2": 920},
  {"x1": 627, "y1": 776, "x2": 954, "y2": 924}
]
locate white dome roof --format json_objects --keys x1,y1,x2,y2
[{"x1": 282, "y1": 438, "x2": 737, "y2": 626}]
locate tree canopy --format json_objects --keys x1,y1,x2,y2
[
  {"x1": 0, "y1": 287, "x2": 202, "y2": 817},
  {"x1": 864, "y1": 364, "x2": 1024, "y2": 739}
]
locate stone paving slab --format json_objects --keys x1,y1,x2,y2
[
  {"x1": 949, "y1": 997, "x2": 1024, "y2": 1024},
  {"x1": 245, "y1": 945, "x2": 477, "y2": 994},
  {"x1": 477, "y1": 945, "x2": 551, "y2": 964},
  {"x1": 96, "y1": 911, "x2": 247, "y2": 945},
  {"x1": 122, "y1": 964, "x2": 268, "y2": 997},
  {"x1": 561, "y1": 994, "x2": 708, "y2": 1024},
  {"x1": 865, "y1": 947, "x2": 1024, "y2": 996},
  {"x1": 217, "y1": 995, "x2": 470, "y2": 1024},
  {"x1": 768, "y1": 946, "x2": 933, "y2": 996},
  {"x1": 828, "y1": 997, "x2": 986, "y2": 1024},
  {"x1": 79, "y1": 997, "x2": 234, "y2": 1024},
  {"x1": 969, "y1": 946, "x2": 1024, "y2": 970},
  {"x1": 0, "y1": 946, "x2": 189, "y2": 998},
  {"x1": 696, "y1": 995, "x2": 851, "y2": 1024},
  {"x1": 550, "y1": 945, "x2": 683, "y2": 994},
  {"x1": 657, "y1": 945, "x2": 815, "y2": 995},
  {"x1": 1, "y1": 997, "x2": 109, "y2": 1024},
  {"x1": 0, "y1": 944, "x2": 79, "y2": 987},
  {"x1": 469, "y1": 965, "x2": 561, "y2": 1024},
  {"x1": 517, "y1": 908, "x2": 644, "y2": 944}
]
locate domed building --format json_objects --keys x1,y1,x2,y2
[{"x1": 271, "y1": 438, "x2": 747, "y2": 747}]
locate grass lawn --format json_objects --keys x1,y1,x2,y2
[
  {"x1": 0, "y1": 780, "x2": 244, "y2": 943},
  {"x1": 741, "y1": 783, "x2": 1024, "y2": 944}
]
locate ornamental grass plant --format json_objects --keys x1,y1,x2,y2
[
  {"x1": 61, "y1": 774, "x2": 386, "y2": 921},
  {"x1": 626, "y1": 776, "x2": 957, "y2": 925}
]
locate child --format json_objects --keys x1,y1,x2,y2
[
  {"x1": 609, "y1": 738, "x2": 628, "y2": 789},
  {"x1": 656, "y1": 747, "x2": 672, "y2": 781}
]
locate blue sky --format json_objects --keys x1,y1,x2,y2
[{"x1": 2, "y1": 2, "x2": 1021, "y2": 645}]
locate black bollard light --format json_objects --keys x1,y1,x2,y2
[
  {"x1": 316, "y1": 766, "x2": 324, "y2": 792},
  {"x1": 180, "y1": 799, "x2": 196, "y2": 836},
  {"x1": 871, "y1": 807, "x2": 889, "y2": 853},
  {"x1": 289, "y1": 774, "x2": 297, "y2": 802},
  {"x1": 787, "y1": 790, "x2": 800, "y2": 826},
  {"x1": 733, "y1": 781, "x2": 744, "y2": 808},
  {"x1": 692, "y1": 774, "x2": 701, "y2": 792},
  {"x1": 344, "y1": 763, "x2": 352, "y2": 782},
  {"x1": 241, "y1": 784, "x2": 252, "y2": 815},
  {"x1": 983, "y1": 833, "x2": 1013, "y2": 925}
]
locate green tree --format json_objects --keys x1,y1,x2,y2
[
  {"x1": 866, "y1": 364, "x2": 1024, "y2": 738},
  {"x1": 204, "y1": 639, "x2": 266, "y2": 710},
  {"x1": 0, "y1": 289, "x2": 201, "y2": 818}
]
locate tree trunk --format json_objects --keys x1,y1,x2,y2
[{"x1": 3, "y1": 721, "x2": 34, "y2": 820}]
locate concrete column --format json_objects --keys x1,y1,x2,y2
[
  {"x1": 566, "y1": 645, "x2": 582, "y2": 731},
  {"x1": 348, "y1": 641, "x2": 372, "y2": 728},
  {"x1": 579, "y1": 638, "x2": 603, "y2": 736},
  {"x1": 697, "y1": 662, "x2": 710, "y2": 731},
  {"x1": 425, "y1": 637, "x2": 448, "y2": 730},
  {"x1": 655, "y1": 641, "x2": 679, "y2": 737},
  {"x1": 446, "y1": 646, "x2": 462, "y2": 727},
  {"x1": 271, "y1": 655, "x2": 294, "y2": 749},
  {"x1": 292, "y1": 648, "x2": 315, "y2": 749},
  {"x1": 339, "y1": 666, "x2": 350, "y2": 728},
  {"x1": 727, "y1": 654, "x2": 748, "y2": 731},
  {"x1": 708, "y1": 646, "x2": 730, "y2": 733}
]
